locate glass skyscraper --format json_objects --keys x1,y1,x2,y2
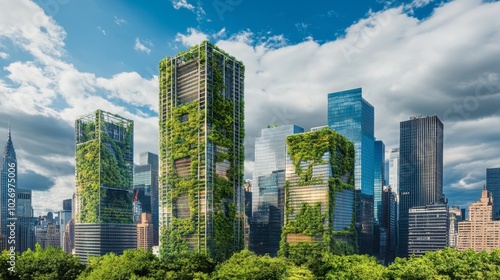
[
  {"x1": 327, "y1": 88, "x2": 375, "y2": 255},
  {"x1": 74, "y1": 110, "x2": 136, "y2": 262},
  {"x1": 398, "y1": 115, "x2": 444, "y2": 257},
  {"x1": 486, "y1": 168, "x2": 500, "y2": 220},
  {"x1": 133, "y1": 152, "x2": 159, "y2": 246},
  {"x1": 159, "y1": 41, "x2": 244, "y2": 261},
  {"x1": 374, "y1": 140, "x2": 385, "y2": 255},
  {"x1": 249, "y1": 124, "x2": 303, "y2": 256}
]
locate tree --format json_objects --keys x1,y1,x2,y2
[
  {"x1": 212, "y1": 250, "x2": 288, "y2": 280},
  {"x1": 14, "y1": 244, "x2": 84, "y2": 280}
]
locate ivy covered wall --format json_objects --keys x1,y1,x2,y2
[
  {"x1": 279, "y1": 128, "x2": 357, "y2": 264},
  {"x1": 75, "y1": 110, "x2": 134, "y2": 224},
  {"x1": 159, "y1": 41, "x2": 244, "y2": 262}
]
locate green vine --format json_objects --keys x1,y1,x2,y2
[
  {"x1": 159, "y1": 41, "x2": 245, "y2": 261},
  {"x1": 279, "y1": 128, "x2": 357, "y2": 262},
  {"x1": 75, "y1": 110, "x2": 133, "y2": 224}
]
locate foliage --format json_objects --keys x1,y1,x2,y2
[
  {"x1": 0, "y1": 244, "x2": 85, "y2": 280},
  {"x1": 323, "y1": 253, "x2": 386, "y2": 280},
  {"x1": 159, "y1": 41, "x2": 245, "y2": 261},
  {"x1": 280, "y1": 128, "x2": 356, "y2": 267},
  {"x1": 75, "y1": 110, "x2": 133, "y2": 224},
  {"x1": 211, "y1": 250, "x2": 288, "y2": 280}
]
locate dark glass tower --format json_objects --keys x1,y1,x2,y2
[
  {"x1": 159, "y1": 41, "x2": 244, "y2": 261},
  {"x1": 398, "y1": 115, "x2": 444, "y2": 257},
  {"x1": 74, "y1": 110, "x2": 136, "y2": 262},
  {"x1": 374, "y1": 140, "x2": 385, "y2": 255},
  {"x1": 1, "y1": 128, "x2": 17, "y2": 238},
  {"x1": 133, "y1": 152, "x2": 159, "y2": 245},
  {"x1": 327, "y1": 88, "x2": 375, "y2": 255},
  {"x1": 249, "y1": 124, "x2": 303, "y2": 256},
  {"x1": 486, "y1": 168, "x2": 500, "y2": 220}
]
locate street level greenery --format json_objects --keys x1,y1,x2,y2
[{"x1": 2, "y1": 246, "x2": 500, "y2": 279}]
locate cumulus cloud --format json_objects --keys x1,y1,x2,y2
[
  {"x1": 0, "y1": 0, "x2": 158, "y2": 215},
  {"x1": 171, "y1": 0, "x2": 194, "y2": 11},
  {"x1": 175, "y1": 28, "x2": 209, "y2": 47}
]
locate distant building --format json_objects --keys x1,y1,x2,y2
[
  {"x1": 399, "y1": 116, "x2": 444, "y2": 257},
  {"x1": 457, "y1": 188, "x2": 500, "y2": 252},
  {"x1": 328, "y1": 88, "x2": 375, "y2": 255},
  {"x1": 486, "y1": 168, "x2": 500, "y2": 220},
  {"x1": 133, "y1": 152, "x2": 159, "y2": 245},
  {"x1": 244, "y1": 179, "x2": 252, "y2": 249},
  {"x1": 137, "y1": 213, "x2": 154, "y2": 250},
  {"x1": 448, "y1": 206, "x2": 462, "y2": 248},
  {"x1": 381, "y1": 186, "x2": 397, "y2": 264},
  {"x1": 250, "y1": 125, "x2": 303, "y2": 256},
  {"x1": 36, "y1": 222, "x2": 60, "y2": 248},
  {"x1": 1, "y1": 128, "x2": 17, "y2": 238},
  {"x1": 374, "y1": 140, "x2": 385, "y2": 255},
  {"x1": 62, "y1": 219, "x2": 75, "y2": 254},
  {"x1": 74, "y1": 110, "x2": 136, "y2": 262},
  {"x1": 388, "y1": 148, "x2": 399, "y2": 195},
  {"x1": 59, "y1": 198, "x2": 72, "y2": 250},
  {"x1": 280, "y1": 128, "x2": 357, "y2": 258},
  {"x1": 408, "y1": 203, "x2": 448, "y2": 256},
  {"x1": 16, "y1": 189, "x2": 35, "y2": 253}
]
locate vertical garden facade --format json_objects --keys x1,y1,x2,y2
[
  {"x1": 279, "y1": 128, "x2": 357, "y2": 264},
  {"x1": 159, "y1": 41, "x2": 245, "y2": 261},
  {"x1": 74, "y1": 110, "x2": 136, "y2": 262}
]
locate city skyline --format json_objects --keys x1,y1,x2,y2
[{"x1": 0, "y1": 0, "x2": 500, "y2": 216}]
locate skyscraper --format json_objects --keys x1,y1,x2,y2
[
  {"x1": 374, "y1": 140, "x2": 385, "y2": 255},
  {"x1": 389, "y1": 148, "x2": 399, "y2": 194},
  {"x1": 328, "y1": 88, "x2": 375, "y2": 255},
  {"x1": 398, "y1": 115, "x2": 444, "y2": 257},
  {"x1": 74, "y1": 110, "x2": 136, "y2": 262},
  {"x1": 16, "y1": 189, "x2": 35, "y2": 253},
  {"x1": 250, "y1": 124, "x2": 304, "y2": 256},
  {"x1": 1, "y1": 128, "x2": 16, "y2": 239},
  {"x1": 280, "y1": 128, "x2": 357, "y2": 260},
  {"x1": 408, "y1": 203, "x2": 448, "y2": 256},
  {"x1": 486, "y1": 168, "x2": 500, "y2": 220},
  {"x1": 133, "y1": 152, "x2": 159, "y2": 245},
  {"x1": 381, "y1": 186, "x2": 397, "y2": 264},
  {"x1": 159, "y1": 41, "x2": 244, "y2": 261},
  {"x1": 457, "y1": 188, "x2": 500, "y2": 252}
]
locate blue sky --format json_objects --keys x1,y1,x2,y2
[{"x1": 0, "y1": 0, "x2": 499, "y2": 216}]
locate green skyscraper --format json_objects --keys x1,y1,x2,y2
[
  {"x1": 74, "y1": 110, "x2": 136, "y2": 262},
  {"x1": 159, "y1": 41, "x2": 245, "y2": 261}
]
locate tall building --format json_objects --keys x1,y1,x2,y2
[
  {"x1": 486, "y1": 168, "x2": 500, "y2": 220},
  {"x1": 74, "y1": 110, "x2": 136, "y2": 262},
  {"x1": 62, "y1": 219, "x2": 75, "y2": 254},
  {"x1": 159, "y1": 41, "x2": 245, "y2": 261},
  {"x1": 59, "y1": 198, "x2": 72, "y2": 250},
  {"x1": 137, "y1": 213, "x2": 154, "y2": 250},
  {"x1": 249, "y1": 124, "x2": 304, "y2": 256},
  {"x1": 35, "y1": 222, "x2": 60, "y2": 248},
  {"x1": 448, "y1": 206, "x2": 462, "y2": 248},
  {"x1": 388, "y1": 148, "x2": 399, "y2": 194},
  {"x1": 1, "y1": 128, "x2": 16, "y2": 238},
  {"x1": 328, "y1": 88, "x2": 375, "y2": 255},
  {"x1": 374, "y1": 140, "x2": 385, "y2": 255},
  {"x1": 457, "y1": 188, "x2": 500, "y2": 252},
  {"x1": 398, "y1": 115, "x2": 444, "y2": 257},
  {"x1": 408, "y1": 203, "x2": 448, "y2": 256},
  {"x1": 280, "y1": 128, "x2": 357, "y2": 259},
  {"x1": 381, "y1": 186, "x2": 397, "y2": 264},
  {"x1": 133, "y1": 152, "x2": 159, "y2": 245},
  {"x1": 16, "y1": 189, "x2": 35, "y2": 253}
]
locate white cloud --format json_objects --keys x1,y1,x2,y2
[
  {"x1": 134, "y1": 37, "x2": 152, "y2": 54},
  {"x1": 171, "y1": 0, "x2": 194, "y2": 11},
  {"x1": 213, "y1": 28, "x2": 226, "y2": 40},
  {"x1": 114, "y1": 16, "x2": 126, "y2": 25},
  {"x1": 175, "y1": 28, "x2": 209, "y2": 47},
  {"x1": 97, "y1": 26, "x2": 106, "y2": 35},
  {"x1": 0, "y1": 52, "x2": 8, "y2": 59}
]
